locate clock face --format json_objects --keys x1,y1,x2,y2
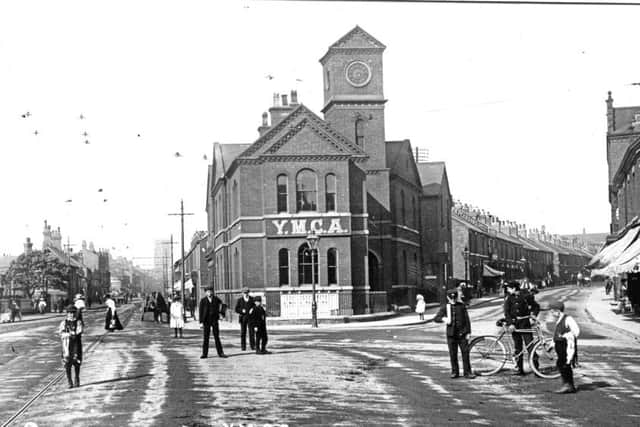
[{"x1": 345, "y1": 61, "x2": 372, "y2": 87}]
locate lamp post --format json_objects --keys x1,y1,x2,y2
[
  {"x1": 463, "y1": 246, "x2": 470, "y2": 285},
  {"x1": 306, "y1": 230, "x2": 319, "y2": 328}
]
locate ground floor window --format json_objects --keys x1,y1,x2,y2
[
  {"x1": 327, "y1": 248, "x2": 337, "y2": 284},
  {"x1": 279, "y1": 248, "x2": 289, "y2": 285},
  {"x1": 298, "y1": 244, "x2": 318, "y2": 285}
]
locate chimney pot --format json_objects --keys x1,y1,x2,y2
[
  {"x1": 262, "y1": 112, "x2": 268, "y2": 126},
  {"x1": 282, "y1": 94, "x2": 288, "y2": 106},
  {"x1": 291, "y1": 90, "x2": 298, "y2": 105}
]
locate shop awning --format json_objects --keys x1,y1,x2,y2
[
  {"x1": 483, "y1": 264, "x2": 505, "y2": 277},
  {"x1": 588, "y1": 225, "x2": 640, "y2": 270}
]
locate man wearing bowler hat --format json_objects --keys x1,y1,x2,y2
[
  {"x1": 199, "y1": 286, "x2": 227, "y2": 358},
  {"x1": 235, "y1": 287, "x2": 255, "y2": 351}
]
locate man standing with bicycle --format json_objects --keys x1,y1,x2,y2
[{"x1": 504, "y1": 281, "x2": 540, "y2": 375}]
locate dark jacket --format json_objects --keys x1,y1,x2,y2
[
  {"x1": 504, "y1": 291, "x2": 540, "y2": 327},
  {"x1": 199, "y1": 295, "x2": 225, "y2": 324},
  {"x1": 248, "y1": 305, "x2": 267, "y2": 329},
  {"x1": 235, "y1": 296, "x2": 255, "y2": 322},
  {"x1": 434, "y1": 302, "x2": 471, "y2": 338}
]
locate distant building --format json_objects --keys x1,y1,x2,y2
[{"x1": 606, "y1": 91, "x2": 640, "y2": 233}]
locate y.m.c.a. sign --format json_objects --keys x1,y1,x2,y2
[{"x1": 267, "y1": 217, "x2": 350, "y2": 237}]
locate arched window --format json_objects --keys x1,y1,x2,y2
[
  {"x1": 400, "y1": 190, "x2": 405, "y2": 225},
  {"x1": 296, "y1": 169, "x2": 317, "y2": 212},
  {"x1": 402, "y1": 250, "x2": 407, "y2": 284},
  {"x1": 325, "y1": 174, "x2": 336, "y2": 212},
  {"x1": 277, "y1": 174, "x2": 288, "y2": 213},
  {"x1": 298, "y1": 244, "x2": 318, "y2": 285},
  {"x1": 355, "y1": 119, "x2": 365, "y2": 147},
  {"x1": 327, "y1": 248, "x2": 337, "y2": 285},
  {"x1": 232, "y1": 180, "x2": 238, "y2": 219},
  {"x1": 278, "y1": 248, "x2": 289, "y2": 286},
  {"x1": 233, "y1": 248, "x2": 240, "y2": 288},
  {"x1": 412, "y1": 196, "x2": 417, "y2": 229}
]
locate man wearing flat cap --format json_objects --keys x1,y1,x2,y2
[
  {"x1": 504, "y1": 281, "x2": 540, "y2": 375},
  {"x1": 199, "y1": 286, "x2": 227, "y2": 358},
  {"x1": 235, "y1": 287, "x2": 255, "y2": 351}
]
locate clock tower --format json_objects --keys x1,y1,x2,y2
[
  {"x1": 320, "y1": 26, "x2": 387, "y2": 170},
  {"x1": 320, "y1": 26, "x2": 389, "y2": 210}
]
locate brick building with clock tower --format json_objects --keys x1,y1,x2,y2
[{"x1": 205, "y1": 27, "x2": 448, "y2": 319}]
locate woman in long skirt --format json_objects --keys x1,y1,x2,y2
[
  {"x1": 104, "y1": 294, "x2": 123, "y2": 332},
  {"x1": 169, "y1": 293, "x2": 184, "y2": 338}
]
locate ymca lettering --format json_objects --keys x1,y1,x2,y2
[{"x1": 270, "y1": 218, "x2": 348, "y2": 236}]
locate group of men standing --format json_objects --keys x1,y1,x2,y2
[{"x1": 198, "y1": 286, "x2": 269, "y2": 359}]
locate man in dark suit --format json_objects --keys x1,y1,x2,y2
[
  {"x1": 199, "y1": 287, "x2": 227, "y2": 358},
  {"x1": 235, "y1": 287, "x2": 255, "y2": 351},
  {"x1": 504, "y1": 281, "x2": 540, "y2": 375},
  {"x1": 435, "y1": 288, "x2": 475, "y2": 379}
]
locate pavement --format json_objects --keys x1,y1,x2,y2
[
  {"x1": 183, "y1": 292, "x2": 507, "y2": 331},
  {"x1": 584, "y1": 284, "x2": 640, "y2": 341},
  {"x1": 4, "y1": 285, "x2": 640, "y2": 426}
]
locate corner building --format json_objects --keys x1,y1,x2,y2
[{"x1": 205, "y1": 27, "x2": 430, "y2": 318}]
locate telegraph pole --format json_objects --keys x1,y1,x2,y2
[{"x1": 169, "y1": 200, "x2": 194, "y2": 321}]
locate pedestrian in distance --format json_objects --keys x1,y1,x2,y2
[
  {"x1": 74, "y1": 293, "x2": 86, "y2": 322},
  {"x1": 170, "y1": 292, "x2": 185, "y2": 338},
  {"x1": 104, "y1": 294, "x2": 123, "y2": 332},
  {"x1": 415, "y1": 294, "x2": 426, "y2": 320},
  {"x1": 9, "y1": 299, "x2": 22, "y2": 322},
  {"x1": 434, "y1": 288, "x2": 475, "y2": 379},
  {"x1": 548, "y1": 301, "x2": 580, "y2": 394},
  {"x1": 189, "y1": 292, "x2": 197, "y2": 319},
  {"x1": 58, "y1": 305, "x2": 83, "y2": 388},
  {"x1": 248, "y1": 296, "x2": 270, "y2": 354},
  {"x1": 235, "y1": 287, "x2": 255, "y2": 351},
  {"x1": 605, "y1": 277, "x2": 613, "y2": 296},
  {"x1": 199, "y1": 287, "x2": 227, "y2": 358},
  {"x1": 504, "y1": 281, "x2": 540, "y2": 375}
]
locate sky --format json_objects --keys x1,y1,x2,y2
[{"x1": 1, "y1": 0, "x2": 639, "y2": 266}]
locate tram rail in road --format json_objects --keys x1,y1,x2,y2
[{"x1": 1, "y1": 305, "x2": 138, "y2": 427}]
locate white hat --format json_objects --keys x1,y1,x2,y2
[{"x1": 416, "y1": 294, "x2": 424, "y2": 300}]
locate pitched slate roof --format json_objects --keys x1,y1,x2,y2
[
  {"x1": 417, "y1": 162, "x2": 446, "y2": 196},
  {"x1": 385, "y1": 140, "x2": 422, "y2": 188}
]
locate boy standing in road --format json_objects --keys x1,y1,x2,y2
[
  {"x1": 549, "y1": 301, "x2": 580, "y2": 394},
  {"x1": 434, "y1": 288, "x2": 475, "y2": 379},
  {"x1": 248, "y1": 296, "x2": 270, "y2": 355},
  {"x1": 59, "y1": 305, "x2": 83, "y2": 388}
]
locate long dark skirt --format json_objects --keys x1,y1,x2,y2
[{"x1": 105, "y1": 308, "x2": 123, "y2": 331}]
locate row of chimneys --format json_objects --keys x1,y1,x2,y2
[
  {"x1": 453, "y1": 201, "x2": 585, "y2": 250},
  {"x1": 258, "y1": 90, "x2": 299, "y2": 137}
]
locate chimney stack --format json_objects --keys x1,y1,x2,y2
[
  {"x1": 258, "y1": 112, "x2": 270, "y2": 137},
  {"x1": 281, "y1": 94, "x2": 288, "y2": 106},
  {"x1": 24, "y1": 237, "x2": 33, "y2": 255},
  {"x1": 290, "y1": 90, "x2": 298, "y2": 105}
]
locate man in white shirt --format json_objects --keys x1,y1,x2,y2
[{"x1": 549, "y1": 301, "x2": 580, "y2": 393}]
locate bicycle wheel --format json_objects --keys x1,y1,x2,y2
[
  {"x1": 530, "y1": 339, "x2": 561, "y2": 379},
  {"x1": 469, "y1": 336, "x2": 507, "y2": 376}
]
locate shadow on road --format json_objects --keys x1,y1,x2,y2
[
  {"x1": 78, "y1": 373, "x2": 153, "y2": 388},
  {"x1": 578, "y1": 381, "x2": 612, "y2": 392}
]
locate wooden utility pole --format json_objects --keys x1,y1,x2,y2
[{"x1": 169, "y1": 200, "x2": 194, "y2": 321}]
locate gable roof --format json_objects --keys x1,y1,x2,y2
[
  {"x1": 320, "y1": 26, "x2": 386, "y2": 64},
  {"x1": 239, "y1": 103, "x2": 367, "y2": 160},
  {"x1": 417, "y1": 162, "x2": 447, "y2": 196},
  {"x1": 385, "y1": 140, "x2": 422, "y2": 188}
]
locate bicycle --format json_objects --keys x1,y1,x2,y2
[{"x1": 468, "y1": 318, "x2": 560, "y2": 379}]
